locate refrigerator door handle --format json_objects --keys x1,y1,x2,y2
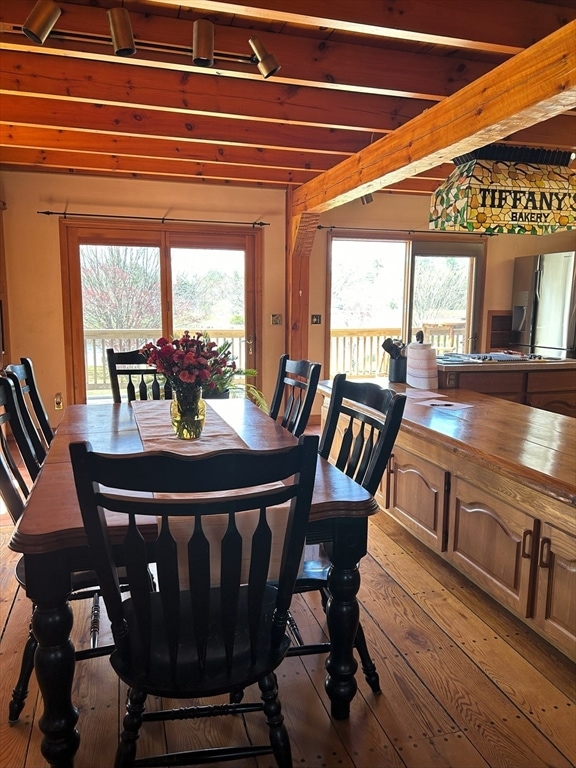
[{"x1": 534, "y1": 265, "x2": 542, "y2": 303}]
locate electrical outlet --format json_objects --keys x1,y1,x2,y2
[
  {"x1": 311, "y1": 314, "x2": 322, "y2": 325},
  {"x1": 54, "y1": 392, "x2": 63, "y2": 410},
  {"x1": 271, "y1": 314, "x2": 282, "y2": 325}
]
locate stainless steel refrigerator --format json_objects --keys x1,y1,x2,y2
[{"x1": 510, "y1": 250, "x2": 576, "y2": 358}]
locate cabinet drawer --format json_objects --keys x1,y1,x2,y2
[
  {"x1": 527, "y1": 370, "x2": 576, "y2": 392},
  {"x1": 527, "y1": 391, "x2": 576, "y2": 417},
  {"x1": 448, "y1": 478, "x2": 536, "y2": 617},
  {"x1": 457, "y1": 371, "x2": 524, "y2": 393}
]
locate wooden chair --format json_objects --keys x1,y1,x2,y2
[
  {"x1": 0, "y1": 376, "x2": 133, "y2": 724},
  {"x1": 106, "y1": 348, "x2": 172, "y2": 403},
  {"x1": 0, "y1": 375, "x2": 44, "y2": 485},
  {"x1": 269, "y1": 354, "x2": 321, "y2": 437},
  {"x1": 5, "y1": 357, "x2": 54, "y2": 450},
  {"x1": 69, "y1": 435, "x2": 318, "y2": 768},
  {"x1": 288, "y1": 373, "x2": 407, "y2": 694}
]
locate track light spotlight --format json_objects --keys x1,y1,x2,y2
[
  {"x1": 22, "y1": 0, "x2": 62, "y2": 45},
  {"x1": 248, "y1": 36, "x2": 281, "y2": 79},
  {"x1": 107, "y1": 7, "x2": 136, "y2": 57},
  {"x1": 193, "y1": 19, "x2": 214, "y2": 67}
]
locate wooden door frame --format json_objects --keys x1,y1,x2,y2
[{"x1": 60, "y1": 218, "x2": 262, "y2": 404}]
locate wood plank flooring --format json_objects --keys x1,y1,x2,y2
[{"x1": 0, "y1": 509, "x2": 574, "y2": 768}]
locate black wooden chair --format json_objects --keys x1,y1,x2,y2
[
  {"x1": 69, "y1": 435, "x2": 318, "y2": 768},
  {"x1": 5, "y1": 357, "x2": 54, "y2": 450},
  {"x1": 269, "y1": 354, "x2": 321, "y2": 437},
  {"x1": 0, "y1": 375, "x2": 131, "y2": 724},
  {"x1": 106, "y1": 348, "x2": 172, "y2": 403},
  {"x1": 287, "y1": 373, "x2": 407, "y2": 694},
  {"x1": 0, "y1": 375, "x2": 44, "y2": 486}
]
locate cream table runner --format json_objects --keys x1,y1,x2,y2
[{"x1": 131, "y1": 399, "x2": 247, "y2": 453}]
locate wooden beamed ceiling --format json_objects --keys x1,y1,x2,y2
[{"x1": 0, "y1": 0, "x2": 575, "y2": 199}]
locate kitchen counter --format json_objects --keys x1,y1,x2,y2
[
  {"x1": 436, "y1": 357, "x2": 576, "y2": 373},
  {"x1": 317, "y1": 378, "x2": 576, "y2": 657},
  {"x1": 434, "y1": 357, "x2": 576, "y2": 416}
]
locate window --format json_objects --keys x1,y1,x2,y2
[
  {"x1": 328, "y1": 233, "x2": 485, "y2": 377},
  {"x1": 61, "y1": 219, "x2": 261, "y2": 404}
]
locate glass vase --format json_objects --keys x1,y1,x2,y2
[{"x1": 170, "y1": 387, "x2": 206, "y2": 439}]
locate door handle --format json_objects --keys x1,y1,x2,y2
[
  {"x1": 521, "y1": 529, "x2": 532, "y2": 558},
  {"x1": 246, "y1": 337, "x2": 254, "y2": 356},
  {"x1": 538, "y1": 537, "x2": 551, "y2": 568}
]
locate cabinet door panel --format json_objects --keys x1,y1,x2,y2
[
  {"x1": 533, "y1": 523, "x2": 576, "y2": 654},
  {"x1": 448, "y1": 478, "x2": 535, "y2": 616},
  {"x1": 388, "y1": 446, "x2": 448, "y2": 551},
  {"x1": 526, "y1": 391, "x2": 576, "y2": 417}
]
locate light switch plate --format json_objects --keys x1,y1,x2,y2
[
  {"x1": 311, "y1": 314, "x2": 322, "y2": 324},
  {"x1": 271, "y1": 314, "x2": 282, "y2": 325}
]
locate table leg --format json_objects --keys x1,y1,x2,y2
[
  {"x1": 324, "y1": 517, "x2": 367, "y2": 720},
  {"x1": 26, "y1": 552, "x2": 79, "y2": 768}
]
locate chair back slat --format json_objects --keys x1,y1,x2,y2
[
  {"x1": 269, "y1": 354, "x2": 321, "y2": 437},
  {"x1": 189, "y1": 516, "x2": 211, "y2": 669},
  {"x1": 156, "y1": 518, "x2": 182, "y2": 670},
  {"x1": 70, "y1": 436, "x2": 318, "y2": 688}
]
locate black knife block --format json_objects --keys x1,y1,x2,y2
[{"x1": 388, "y1": 356, "x2": 406, "y2": 383}]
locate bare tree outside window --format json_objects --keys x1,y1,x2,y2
[{"x1": 81, "y1": 245, "x2": 161, "y2": 330}]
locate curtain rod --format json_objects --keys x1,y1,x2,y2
[
  {"x1": 317, "y1": 225, "x2": 490, "y2": 237},
  {"x1": 37, "y1": 211, "x2": 269, "y2": 227}
]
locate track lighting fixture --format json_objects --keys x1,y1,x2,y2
[
  {"x1": 22, "y1": 0, "x2": 61, "y2": 45},
  {"x1": 107, "y1": 7, "x2": 136, "y2": 57},
  {"x1": 248, "y1": 36, "x2": 281, "y2": 79},
  {"x1": 192, "y1": 19, "x2": 214, "y2": 67},
  {"x1": 19, "y1": 6, "x2": 281, "y2": 79}
]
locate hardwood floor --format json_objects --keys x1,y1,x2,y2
[{"x1": 0, "y1": 510, "x2": 574, "y2": 768}]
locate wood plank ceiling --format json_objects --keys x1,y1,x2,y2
[{"x1": 1, "y1": 0, "x2": 575, "y2": 202}]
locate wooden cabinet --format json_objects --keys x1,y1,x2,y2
[
  {"x1": 532, "y1": 522, "x2": 576, "y2": 653},
  {"x1": 453, "y1": 370, "x2": 525, "y2": 403},
  {"x1": 438, "y1": 364, "x2": 576, "y2": 415},
  {"x1": 318, "y1": 380, "x2": 575, "y2": 658},
  {"x1": 447, "y1": 478, "x2": 536, "y2": 617},
  {"x1": 526, "y1": 370, "x2": 576, "y2": 417},
  {"x1": 388, "y1": 445, "x2": 448, "y2": 551}
]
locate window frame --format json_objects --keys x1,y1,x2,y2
[
  {"x1": 60, "y1": 218, "x2": 262, "y2": 404},
  {"x1": 325, "y1": 230, "x2": 487, "y2": 376}
]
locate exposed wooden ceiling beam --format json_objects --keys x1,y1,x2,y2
[
  {"x1": 0, "y1": 1, "x2": 572, "y2": 194},
  {"x1": 0, "y1": 4, "x2": 502, "y2": 102},
  {"x1": 4, "y1": 48, "x2": 572, "y2": 149},
  {"x1": 152, "y1": 0, "x2": 575, "y2": 54},
  {"x1": 291, "y1": 20, "x2": 576, "y2": 215}
]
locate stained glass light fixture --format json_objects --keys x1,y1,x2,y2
[{"x1": 430, "y1": 146, "x2": 575, "y2": 235}]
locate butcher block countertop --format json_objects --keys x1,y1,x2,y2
[{"x1": 318, "y1": 379, "x2": 576, "y2": 528}]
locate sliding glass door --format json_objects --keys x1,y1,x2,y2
[
  {"x1": 328, "y1": 234, "x2": 484, "y2": 377},
  {"x1": 61, "y1": 220, "x2": 260, "y2": 403}
]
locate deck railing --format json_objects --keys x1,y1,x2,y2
[
  {"x1": 84, "y1": 329, "x2": 247, "y2": 393},
  {"x1": 84, "y1": 323, "x2": 467, "y2": 392},
  {"x1": 331, "y1": 324, "x2": 466, "y2": 377}
]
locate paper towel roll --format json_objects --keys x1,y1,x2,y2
[{"x1": 406, "y1": 342, "x2": 438, "y2": 389}]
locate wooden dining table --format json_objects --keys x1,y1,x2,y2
[{"x1": 9, "y1": 398, "x2": 378, "y2": 768}]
